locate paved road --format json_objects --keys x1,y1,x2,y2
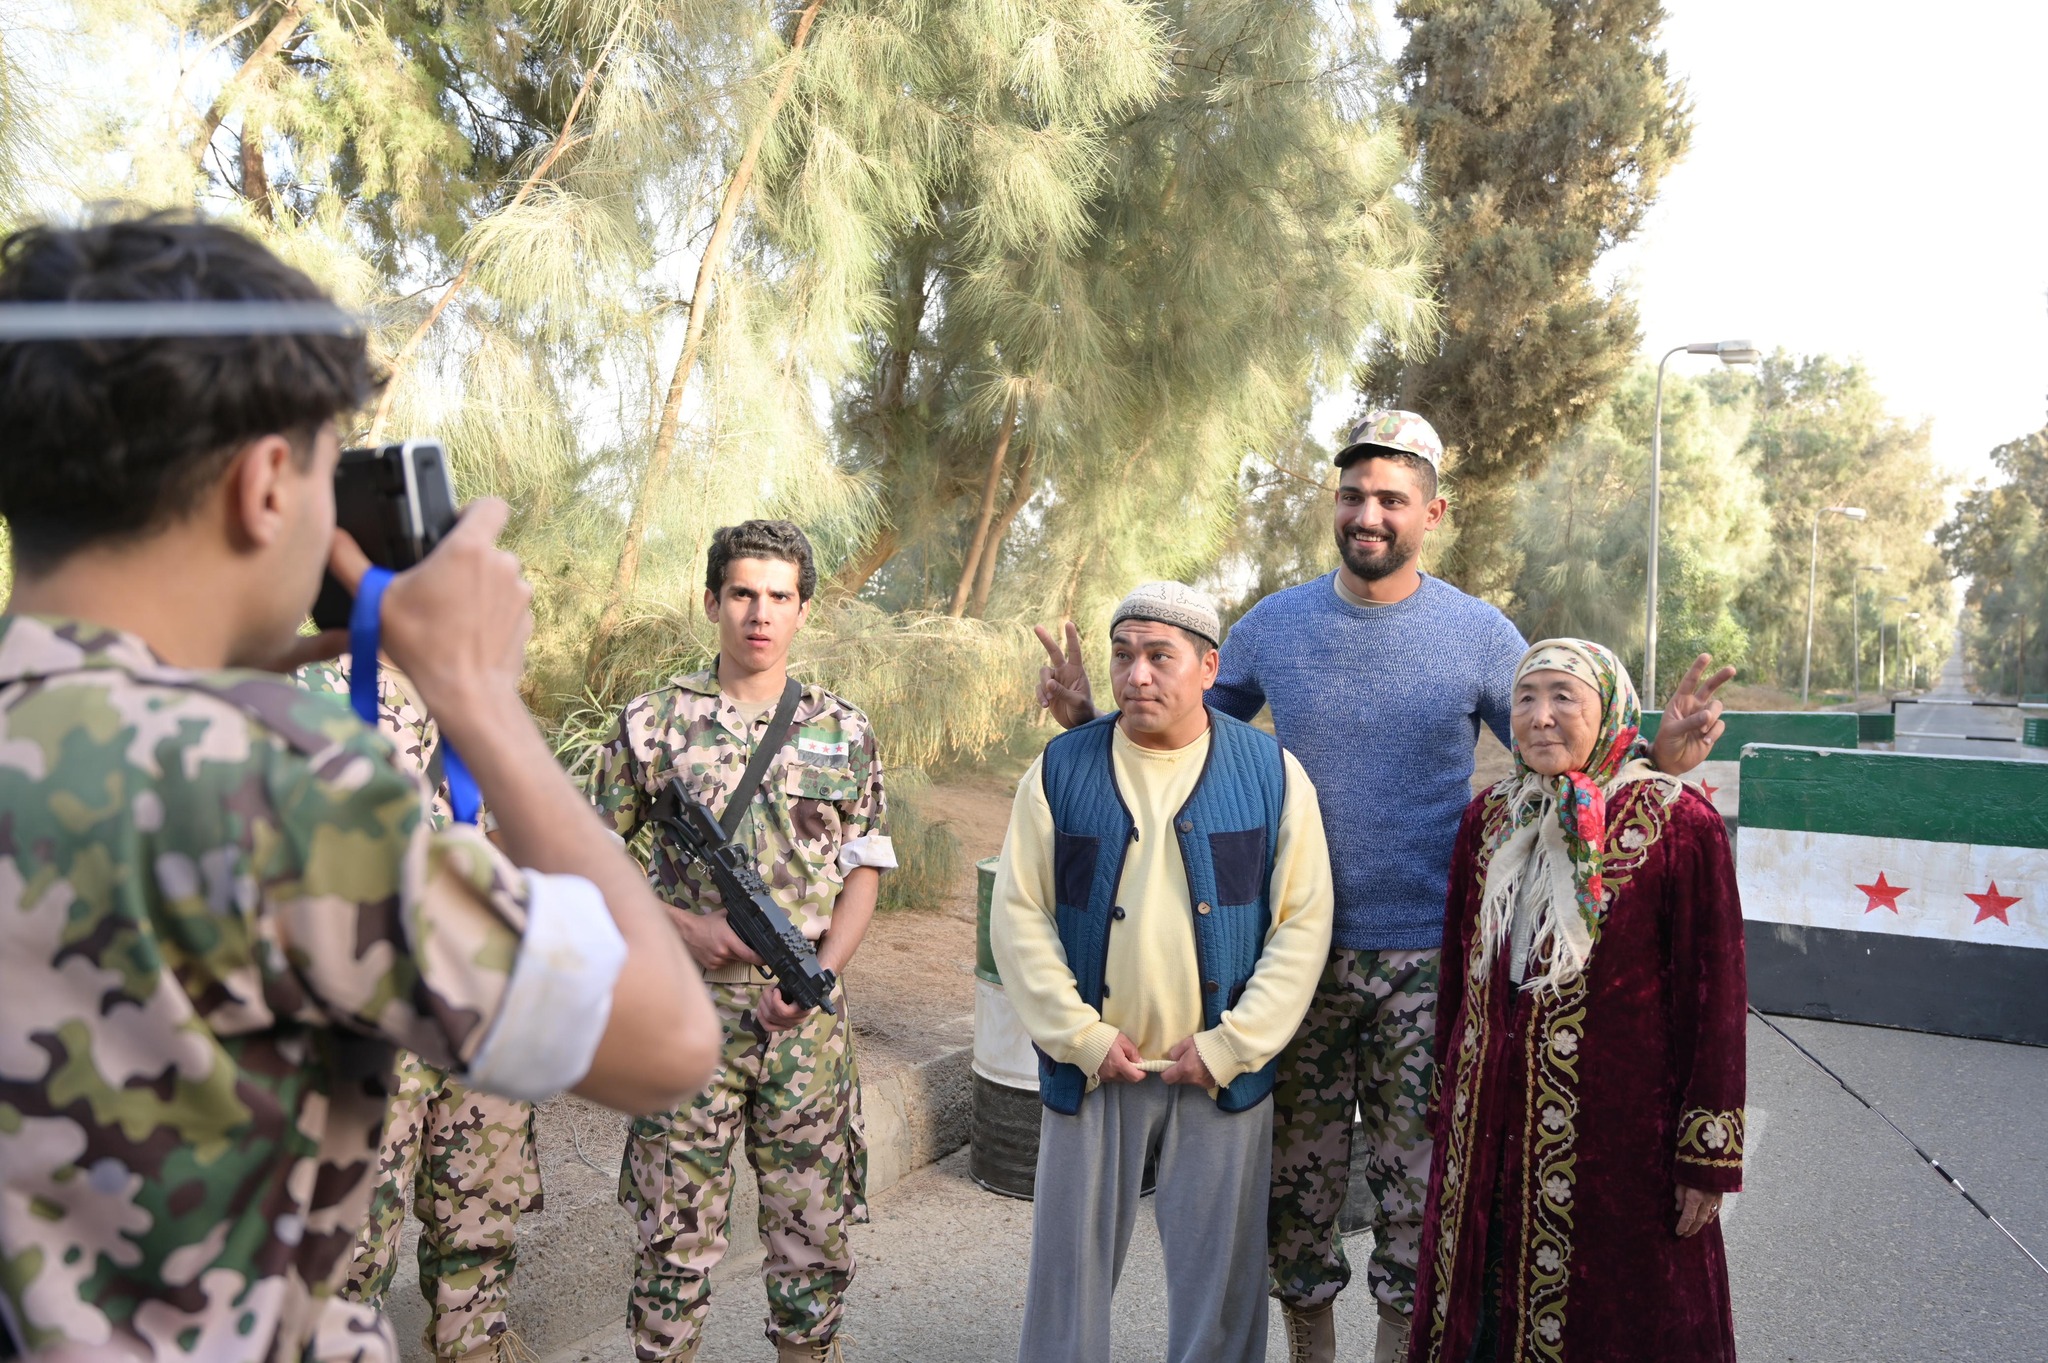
[
  {"x1": 546, "y1": 1015, "x2": 2048, "y2": 1363},
  {"x1": 1891, "y1": 634, "x2": 2045, "y2": 762}
]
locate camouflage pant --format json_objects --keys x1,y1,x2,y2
[
  {"x1": 344, "y1": 1050, "x2": 544, "y2": 1358},
  {"x1": 619, "y1": 983, "x2": 866, "y2": 1360},
  {"x1": 1268, "y1": 947, "x2": 1438, "y2": 1317}
]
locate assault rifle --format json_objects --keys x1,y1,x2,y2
[{"x1": 647, "y1": 783, "x2": 838, "y2": 1015}]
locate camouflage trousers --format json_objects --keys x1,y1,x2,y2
[
  {"x1": 344, "y1": 1049, "x2": 544, "y2": 1358},
  {"x1": 1268, "y1": 947, "x2": 1439, "y2": 1318},
  {"x1": 619, "y1": 982, "x2": 867, "y2": 1360}
]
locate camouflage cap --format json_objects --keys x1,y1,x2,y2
[{"x1": 1334, "y1": 408, "x2": 1444, "y2": 473}]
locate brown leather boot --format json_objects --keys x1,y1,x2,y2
[
  {"x1": 1283, "y1": 1301, "x2": 1336, "y2": 1363},
  {"x1": 775, "y1": 1337, "x2": 844, "y2": 1363},
  {"x1": 1374, "y1": 1305, "x2": 1413, "y2": 1363}
]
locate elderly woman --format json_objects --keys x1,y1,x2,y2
[{"x1": 1408, "y1": 640, "x2": 1745, "y2": 1363}]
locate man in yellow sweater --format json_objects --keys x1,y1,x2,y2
[{"x1": 992, "y1": 581, "x2": 1333, "y2": 1363}]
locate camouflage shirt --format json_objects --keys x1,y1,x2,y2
[
  {"x1": 588, "y1": 670, "x2": 892, "y2": 939},
  {"x1": 297, "y1": 657, "x2": 451, "y2": 828},
  {"x1": 0, "y1": 617, "x2": 536, "y2": 1362}
]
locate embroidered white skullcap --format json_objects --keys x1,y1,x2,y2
[{"x1": 1110, "y1": 581, "x2": 1222, "y2": 649}]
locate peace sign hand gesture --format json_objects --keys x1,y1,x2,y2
[
  {"x1": 1649, "y1": 653, "x2": 1736, "y2": 776},
  {"x1": 1034, "y1": 620, "x2": 1098, "y2": 731}
]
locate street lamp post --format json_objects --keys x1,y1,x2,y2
[
  {"x1": 1645, "y1": 339, "x2": 1761, "y2": 704},
  {"x1": 1802, "y1": 505, "x2": 1868, "y2": 704},
  {"x1": 1852, "y1": 564, "x2": 1886, "y2": 698},
  {"x1": 1903, "y1": 609, "x2": 1921, "y2": 690},
  {"x1": 1879, "y1": 593, "x2": 1908, "y2": 691}
]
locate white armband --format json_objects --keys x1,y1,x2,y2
[
  {"x1": 465, "y1": 871, "x2": 628, "y2": 1102},
  {"x1": 837, "y1": 832, "x2": 898, "y2": 873}
]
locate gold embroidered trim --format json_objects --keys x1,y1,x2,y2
[
  {"x1": 1589, "y1": 782, "x2": 1670, "y2": 898},
  {"x1": 1515, "y1": 980, "x2": 1586, "y2": 1363},
  {"x1": 1675, "y1": 1106, "x2": 1746, "y2": 1168}
]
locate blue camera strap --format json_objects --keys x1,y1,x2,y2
[{"x1": 349, "y1": 566, "x2": 482, "y2": 825}]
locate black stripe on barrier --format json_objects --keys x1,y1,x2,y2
[{"x1": 1745, "y1": 919, "x2": 2048, "y2": 1047}]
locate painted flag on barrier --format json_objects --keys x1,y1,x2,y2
[
  {"x1": 1737, "y1": 744, "x2": 2048, "y2": 1044},
  {"x1": 1643, "y1": 710, "x2": 1861, "y2": 825}
]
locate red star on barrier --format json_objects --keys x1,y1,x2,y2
[
  {"x1": 1967, "y1": 881, "x2": 2020, "y2": 926},
  {"x1": 1856, "y1": 872, "x2": 1908, "y2": 913},
  {"x1": 1699, "y1": 781, "x2": 1720, "y2": 803}
]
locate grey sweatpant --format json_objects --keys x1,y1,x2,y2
[{"x1": 1016, "y1": 1077, "x2": 1273, "y2": 1363}]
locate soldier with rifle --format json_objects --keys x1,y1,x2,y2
[{"x1": 590, "y1": 519, "x2": 894, "y2": 1363}]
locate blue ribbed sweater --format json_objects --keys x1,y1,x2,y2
[{"x1": 1209, "y1": 572, "x2": 1526, "y2": 950}]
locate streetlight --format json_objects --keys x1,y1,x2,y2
[
  {"x1": 1801, "y1": 505, "x2": 1867, "y2": 704},
  {"x1": 1878, "y1": 593, "x2": 1908, "y2": 690},
  {"x1": 1852, "y1": 564, "x2": 1886, "y2": 698},
  {"x1": 1645, "y1": 339, "x2": 1762, "y2": 704},
  {"x1": 1903, "y1": 609, "x2": 1921, "y2": 691}
]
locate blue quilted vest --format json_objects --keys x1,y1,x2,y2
[{"x1": 1036, "y1": 710, "x2": 1287, "y2": 1115}]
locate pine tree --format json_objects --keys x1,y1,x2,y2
[
  {"x1": 1363, "y1": 0, "x2": 1690, "y2": 602},
  {"x1": 826, "y1": 0, "x2": 1437, "y2": 632}
]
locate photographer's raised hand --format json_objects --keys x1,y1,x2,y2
[{"x1": 329, "y1": 497, "x2": 532, "y2": 721}]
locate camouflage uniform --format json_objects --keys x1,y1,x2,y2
[
  {"x1": 1268, "y1": 947, "x2": 1439, "y2": 1317},
  {"x1": 590, "y1": 670, "x2": 890, "y2": 1360},
  {"x1": 0, "y1": 615, "x2": 541, "y2": 1362},
  {"x1": 299, "y1": 660, "x2": 545, "y2": 1360}
]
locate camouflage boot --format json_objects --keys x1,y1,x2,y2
[
  {"x1": 1283, "y1": 1301, "x2": 1335, "y2": 1363},
  {"x1": 774, "y1": 1337, "x2": 844, "y2": 1363},
  {"x1": 1373, "y1": 1305, "x2": 1412, "y2": 1363}
]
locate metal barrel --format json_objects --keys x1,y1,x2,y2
[{"x1": 970, "y1": 855, "x2": 1043, "y2": 1197}]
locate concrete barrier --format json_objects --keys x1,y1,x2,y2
[
  {"x1": 1640, "y1": 710, "x2": 1860, "y2": 822},
  {"x1": 1736, "y1": 743, "x2": 2048, "y2": 1045}
]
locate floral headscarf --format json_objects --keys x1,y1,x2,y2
[{"x1": 1475, "y1": 639, "x2": 1679, "y2": 995}]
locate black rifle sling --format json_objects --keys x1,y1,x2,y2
[{"x1": 718, "y1": 676, "x2": 803, "y2": 839}]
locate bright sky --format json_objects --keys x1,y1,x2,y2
[{"x1": 1603, "y1": 0, "x2": 2048, "y2": 489}]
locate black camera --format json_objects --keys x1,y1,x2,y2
[{"x1": 310, "y1": 440, "x2": 459, "y2": 630}]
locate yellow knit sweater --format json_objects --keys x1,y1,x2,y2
[{"x1": 989, "y1": 722, "x2": 1333, "y2": 1090}]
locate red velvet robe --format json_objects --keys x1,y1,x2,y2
[{"x1": 1410, "y1": 783, "x2": 1746, "y2": 1363}]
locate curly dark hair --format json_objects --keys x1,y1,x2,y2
[
  {"x1": 705, "y1": 519, "x2": 817, "y2": 602},
  {"x1": 0, "y1": 214, "x2": 382, "y2": 573}
]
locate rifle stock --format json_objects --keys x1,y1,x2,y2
[{"x1": 647, "y1": 784, "x2": 838, "y2": 1015}]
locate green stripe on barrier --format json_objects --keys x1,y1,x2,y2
[
  {"x1": 1857, "y1": 712, "x2": 1896, "y2": 743},
  {"x1": 976, "y1": 856, "x2": 1002, "y2": 984},
  {"x1": 1738, "y1": 744, "x2": 2048, "y2": 848},
  {"x1": 1642, "y1": 710, "x2": 1859, "y2": 762}
]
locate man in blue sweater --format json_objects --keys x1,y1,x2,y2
[{"x1": 1036, "y1": 409, "x2": 1730, "y2": 1363}]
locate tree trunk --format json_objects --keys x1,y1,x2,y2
[
  {"x1": 367, "y1": 3, "x2": 633, "y2": 439},
  {"x1": 833, "y1": 526, "x2": 899, "y2": 598},
  {"x1": 589, "y1": 0, "x2": 826, "y2": 668},
  {"x1": 969, "y1": 440, "x2": 1035, "y2": 616},
  {"x1": 829, "y1": 250, "x2": 931, "y2": 594},
  {"x1": 190, "y1": 1, "x2": 305, "y2": 168},
  {"x1": 239, "y1": 125, "x2": 271, "y2": 219},
  {"x1": 948, "y1": 394, "x2": 1019, "y2": 618}
]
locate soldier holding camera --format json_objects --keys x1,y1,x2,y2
[
  {"x1": 0, "y1": 217, "x2": 718, "y2": 1361},
  {"x1": 589, "y1": 520, "x2": 893, "y2": 1363}
]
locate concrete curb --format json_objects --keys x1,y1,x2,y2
[{"x1": 382, "y1": 1044, "x2": 974, "y2": 1359}]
